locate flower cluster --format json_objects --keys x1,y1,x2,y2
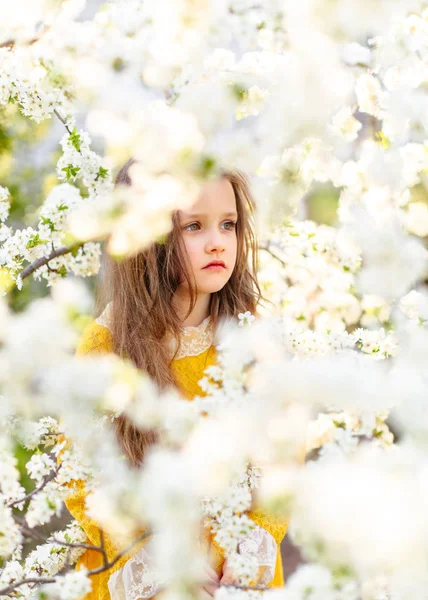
[
  {"x1": 0, "y1": 182, "x2": 102, "y2": 289},
  {"x1": 56, "y1": 122, "x2": 112, "y2": 197},
  {"x1": 0, "y1": 47, "x2": 72, "y2": 123},
  {"x1": 202, "y1": 467, "x2": 261, "y2": 585}
]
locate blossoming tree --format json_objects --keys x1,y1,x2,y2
[{"x1": 2, "y1": 1, "x2": 428, "y2": 600}]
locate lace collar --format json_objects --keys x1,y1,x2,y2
[
  {"x1": 166, "y1": 316, "x2": 215, "y2": 360},
  {"x1": 95, "y1": 303, "x2": 215, "y2": 360}
]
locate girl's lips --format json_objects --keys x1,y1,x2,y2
[
  {"x1": 203, "y1": 261, "x2": 226, "y2": 270},
  {"x1": 203, "y1": 264, "x2": 226, "y2": 270}
]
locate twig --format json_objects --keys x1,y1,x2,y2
[
  {"x1": 20, "y1": 242, "x2": 84, "y2": 280},
  {"x1": 222, "y1": 582, "x2": 268, "y2": 592},
  {"x1": 0, "y1": 25, "x2": 50, "y2": 50},
  {"x1": 88, "y1": 530, "x2": 152, "y2": 575},
  {"x1": 53, "y1": 108, "x2": 73, "y2": 135},
  {"x1": 98, "y1": 528, "x2": 108, "y2": 567},
  {"x1": 15, "y1": 515, "x2": 119, "y2": 556},
  {"x1": 8, "y1": 464, "x2": 62, "y2": 508},
  {"x1": 0, "y1": 577, "x2": 56, "y2": 595},
  {"x1": 259, "y1": 240, "x2": 287, "y2": 267},
  {"x1": 0, "y1": 40, "x2": 16, "y2": 49}
]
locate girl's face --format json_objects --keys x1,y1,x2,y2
[{"x1": 178, "y1": 177, "x2": 238, "y2": 295}]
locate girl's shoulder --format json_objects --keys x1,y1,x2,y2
[{"x1": 76, "y1": 303, "x2": 114, "y2": 356}]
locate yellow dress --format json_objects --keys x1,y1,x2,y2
[{"x1": 64, "y1": 319, "x2": 289, "y2": 600}]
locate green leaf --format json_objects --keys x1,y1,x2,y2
[
  {"x1": 97, "y1": 166, "x2": 109, "y2": 180},
  {"x1": 57, "y1": 265, "x2": 68, "y2": 278},
  {"x1": 46, "y1": 497, "x2": 57, "y2": 510},
  {"x1": 26, "y1": 233, "x2": 49, "y2": 249},
  {"x1": 61, "y1": 164, "x2": 80, "y2": 181},
  {"x1": 41, "y1": 216, "x2": 55, "y2": 232},
  {"x1": 68, "y1": 127, "x2": 82, "y2": 152}
]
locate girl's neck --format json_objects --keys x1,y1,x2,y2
[{"x1": 172, "y1": 288, "x2": 211, "y2": 328}]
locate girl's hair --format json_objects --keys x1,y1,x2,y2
[{"x1": 97, "y1": 158, "x2": 261, "y2": 465}]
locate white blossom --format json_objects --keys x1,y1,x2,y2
[{"x1": 329, "y1": 107, "x2": 362, "y2": 142}]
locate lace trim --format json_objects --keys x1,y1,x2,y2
[
  {"x1": 107, "y1": 539, "x2": 163, "y2": 600},
  {"x1": 108, "y1": 526, "x2": 277, "y2": 599},
  {"x1": 238, "y1": 526, "x2": 277, "y2": 585},
  {"x1": 95, "y1": 302, "x2": 215, "y2": 360},
  {"x1": 166, "y1": 316, "x2": 214, "y2": 360},
  {"x1": 95, "y1": 302, "x2": 113, "y2": 329}
]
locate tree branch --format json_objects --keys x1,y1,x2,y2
[
  {"x1": 0, "y1": 577, "x2": 57, "y2": 596},
  {"x1": 87, "y1": 530, "x2": 152, "y2": 576},
  {"x1": 53, "y1": 108, "x2": 73, "y2": 135},
  {"x1": 259, "y1": 239, "x2": 287, "y2": 267},
  {"x1": 98, "y1": 527, "x2": 108, "y2": 567},
  {"x1": 8, "y1": 464, "x2": 62, "y2": 508},
  {"x1": 17, "y1": 103, "x2": 100, "y2": 284},
  {"x1": 0, "y1": 523, "x2": 267, "y2": 598},
  {"x1": 15, "y1": 515, "x2": 120, "y2": 556},
  {"x1": 20, "y1": 242, "x2": 84, "y2": 281}
]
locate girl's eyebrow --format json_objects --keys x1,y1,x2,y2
[{"x1": 180, "y1": 211, "x2": 238, "y2": 220}]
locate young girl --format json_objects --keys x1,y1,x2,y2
[{"x1": 64, "y1": 159, "x2": 289, "y2": 600}]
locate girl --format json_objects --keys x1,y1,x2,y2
[{"x1": 64, "y1": 159, "x2": 289, "y2": 600}]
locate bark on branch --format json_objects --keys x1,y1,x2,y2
[
  {"x1": 8, "y1": 464, "x2": 62, "y2": 508},
  {"x1": 20, "y1": 242, "x2": 84, "y2": 281},
  {"x1": 0, "y1": 529, "x2": 153, "y2": 596},
  {"x1": 259, "y1": 239, "x2": 287, "y2": 267},
  {"x1": 87, "y1": 530, "x2": 152, "y2": 576}
]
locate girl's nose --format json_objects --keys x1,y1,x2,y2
[{"x1": 205, "y1": 229, "x2": 225, "y2": 253}]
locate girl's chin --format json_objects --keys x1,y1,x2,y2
[{"x1": 197, "y1": 280, "x2": 231, "y2": 294}]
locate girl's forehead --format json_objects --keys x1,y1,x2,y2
[{"x1": 180, "y1": 178, "x2": 237, "y2": 218}]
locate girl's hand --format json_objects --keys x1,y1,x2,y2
[
  {"x1": 220, "y1": 560, "x2": 268, "y2": 588},
  {"x1": 202, "y1": 563, "x2": 220, "y2": 597},
  {"x1": 219, "y1": 560, "x2": 240, "y2": 587}
]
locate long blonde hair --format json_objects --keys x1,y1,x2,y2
[{"x1": 97, "y1": 159, "x2": 261, "y2": 465}]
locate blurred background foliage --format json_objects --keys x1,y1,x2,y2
[{"x1": 306, "y1": 183, "x2": 340, "y2": 226}]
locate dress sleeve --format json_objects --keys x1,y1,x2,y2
[
  {"x1": 246, "y1": 508, "x2": 289, "y2": 546},
  {"x1": 75, "y1": 320, "x2": 114, "y2": 356}
]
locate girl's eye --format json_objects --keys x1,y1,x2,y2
[
  {"x1": 183, "y1": 222, "x2": 200, "y2": 232},
  {"x1": 222, "y1": 220, "x2": 237, "y2": 231},
  {"x1": 183, "y1": 220, "x2": 237, "y2": 232}
]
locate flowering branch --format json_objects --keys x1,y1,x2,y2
[
  {"x1": 20, "y1": 242, "x2": 85, "y2": 281},
  {"x1": 15, "y1": 516, "x2": 115, "y2": 556},
  {"x1": 8, "y1": 463, "x2": 62, "y2": 508},
  {"x1": 0, "y1": 577, "x2": 57, "y2": 596}
]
